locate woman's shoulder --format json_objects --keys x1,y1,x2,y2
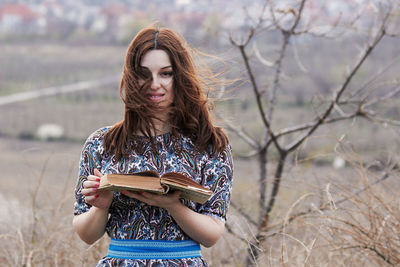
[
  {"x1": 208, "y1": 143, "x2": 232, "y2": 160},
  {"x1": 82, "y1": 126, "x2": 111, "y2": 150},
  {"x1": 86, "y1": 126, "x2": 111, "y2": 140},
  {"x1": 181, "y1": 133, "x2": 232, "y2": 158}
]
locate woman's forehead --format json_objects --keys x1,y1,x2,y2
[{"x1": 140, "y1": 50, "x2": 172, "y2": 69}]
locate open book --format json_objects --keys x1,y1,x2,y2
[{"x1": 98, "y1": 171, "x2": 213, "y2": 204}]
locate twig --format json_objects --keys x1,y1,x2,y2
[
  {"x1": 236, "y1": 44, "x2": 283, "y2": 153},
  {"x1": 264, "y1": 170, "x2": 392, "y2": 234},
  {"x1": 225, "y1": 223, "x2": 250, "y2": 243},
  {"x1": 363, "y1": 115, "x2": 400, "y2": 127},
  {"x1": 252, "y1": 41, "x2": 274, "y2": 67},
  {"x1": 364, "y1": 86, "x2": 400, "y2": 108},
  {"x1": 220, "y1": 116, "x2": 260, "y2": 149},
  {"x1": 274, "y1": 112, "x2": 358, "y2": 142},
  {"x1": 31, "y1": 154, "x2": 51, "y2": 244},
  {"x1": 231, "y1": 201, "x2": 258, "y2": 226},
  {"x1": 285, "y1": 13, "x2": 388, "y2": 153},
  {"x1": 347, "y1": 55, "x2": 400, "y2": 101}
]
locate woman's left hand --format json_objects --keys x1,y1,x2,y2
[
  {"x1": 122, "y1": 189, "x2": 224, "y2": 247},
  {"x1": 121, "y1": 190, "x2": 182, "y2": 209}
]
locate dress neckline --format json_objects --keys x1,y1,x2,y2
[{"x1": 132, "y1": 132, "x2": 171, "y2": 141}]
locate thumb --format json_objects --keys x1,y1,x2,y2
[
  {"x1": 172, "y1": 191, "x2": 182, "y2": 198},
  {"x1": 94, "y1": 168, "x2": 103, "y2": 177}
]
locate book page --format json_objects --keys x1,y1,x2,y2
[
  {"x1": 161, "y1": 172, "x2": 205, "y2": 189},
  {"x1": 99, "y1": 184, "x2": 166, "y2": 194},
  {"x1": 167, "y1": 184, "x2": 212, "y2": 204},
  {"x1": 99, "y1": 174, "x2": 165, "y2": 192},
  {"x1": 131, "y1": 170, "x2": 160, "y2": 177}
]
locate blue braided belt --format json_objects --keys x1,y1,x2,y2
[{"x1": 107, "y1": 239, "x2": 202, "y2": 260}]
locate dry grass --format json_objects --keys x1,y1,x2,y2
[
  {"x1": 0, "y1": 139, "x2": 399, "y2": 266},
  {"x1": 217, "y1": 150, "x2": 400, "y2": 266},
  {"x1": 0, "y1": 146, "x2": 108, "y2": 266}
]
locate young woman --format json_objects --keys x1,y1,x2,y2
[{"x1": 73, "y1": 26, "x2": 233, "y2": 266}]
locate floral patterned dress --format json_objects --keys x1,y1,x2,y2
[{"x1": 74, "y1": 127, "x2": 234, "y2": 267}]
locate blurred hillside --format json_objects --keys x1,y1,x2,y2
[
  {"x1": 0, "y1": 0, "x2": 387, "y2": 45},
  {"x1": 0, "y1": 0, "x2": 255, "y2": 45},
  {"x1": 1, "y1": 1, "x2": 399, "y2": 146}
]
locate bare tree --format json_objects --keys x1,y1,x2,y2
[{"x1": 224, "y1": 0, "x2": 400, "y2": 264}]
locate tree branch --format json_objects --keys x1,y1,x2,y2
[
  {"x1": 236, "y1": 44, "x2": 283, "y2": 153},
  {"x1": 290, "y1": 0, "x2": 307, "y2": 33},
  {"x1": 275, "y1": 113, "x2": 359, "y2": 139},
  {"x1": 267, "y1": 0, "x2": 307, "y2": 125},
  {"x1": 261, "y1": 152, "x2": 288, "y2": 228},
  {"x1": 225, "y1": 223, "x2": 250, "y2": 244},
  {"x1": 363, "y1": 115, "x2": 400, "y2": 127},
  {"x1": 346, "y1": 55, "x2": 400, "y2": 102},
  {"x1": 364, "y1": 86, "x2": 400, "y2": 108},
  {"x1": 284, "y1": 14, "x2": 388, "y2": 153},
  {"x1": 220, "y1": 116, "x2": 260, "y2": 149},
  {"x1": 252, "y1": 41, "x2": 274, "y2": 67},
  {"x1": 230, "y1": 201, "x2": 258, "y2": 226}
]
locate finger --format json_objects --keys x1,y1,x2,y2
[
  {"x1": 81, "y1": 187, "x2": 98, "y2": 196},
  {"x1": 122, "y1": 191, "x2": 153, "y2": 204},
  {"x1": 87, "y1": 175, "x2": 101, "y2": 182},
  {"x1": 94, "y1": 168, "x2": 103, "y2": 177},
  {"x1": 121, "y1": 190, "x2": 142, "y2": 199},
  {"x1": 170, "y1": 191, "x2": 182, "y2": 198},
  {"x1": 83, "y1": 180, "x2": 100, "y2": 189},
  {"x1": 139, "y1": 191, "x2": 152, "y2": 198},
  {"x1": 85, "y1": 194, "x2": 99, "y2": 203}
]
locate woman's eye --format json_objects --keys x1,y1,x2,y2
[
  {"x1": 161, "y1": 71, "x2": 173, "y2": 77},
  {"x1": 138, "y1": 68, "x2": 151, "y2": 79}
]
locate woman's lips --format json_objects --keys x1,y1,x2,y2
[{"x1": 148, "y1": 93, "x2": 164, "y2": 101}]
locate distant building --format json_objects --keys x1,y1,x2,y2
[
  {"x1": 0, "y1": 3, "x2": 46, "y2": 35},
  {"x1": 35, "y1": 0, "x2": 64, "y2": 18},
  {"x1": 99, "y1": 3, "x2": 131, "y2": 31},
  {"x1": 93, "y1": 3, "x2": 135, "y2": 41}
]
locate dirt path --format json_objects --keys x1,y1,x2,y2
[{"x1": 0, "y1": 75, "x2": 120, "y2": 106}]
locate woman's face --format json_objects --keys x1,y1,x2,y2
[{"x1": 139, "y1": 49, "x2": 174, "y2": 110}]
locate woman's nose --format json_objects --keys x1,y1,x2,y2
[{"x1": 151, "y1": 75, "x2": 161, "y2": 90}]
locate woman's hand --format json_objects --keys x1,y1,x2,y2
[
  {"x1": 122, "y1": 189, "x2": 224, "y2": 247},
  {"x1": 73, "y1": 169, "x2": 113, "y2": 244},
  {"x1": 121, "y1": 190, "x2": 182, "y2": 210},
  {"x1": 81, "y1": 168, "x2": 113, "y2": 210}
]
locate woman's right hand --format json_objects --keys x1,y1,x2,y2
[{"x1": 81, "y1": 168, "x2": 113, "y2": 210}]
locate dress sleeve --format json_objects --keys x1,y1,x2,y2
[
  {"x1": 197, "y1": 144, "x2": 234, "y2": 223},
  {"x1": 73, "y1": 130, "x2": 104, "y2": 216}
]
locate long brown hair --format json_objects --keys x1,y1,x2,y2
[{"x1": 104, "y1": 26, "x2": 228, "y2": 161}]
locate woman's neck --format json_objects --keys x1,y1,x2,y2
[
  {"x1": 152, "y1": 111, "x2": 171, "y2": 135},
  {"x1": 152, "y1": 120, "x2": 171, "y2": 135},
  {"x1": 135, "y1": 118, "x2": 171, "y2": 137}
]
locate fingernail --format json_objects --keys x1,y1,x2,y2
[
  {"x1": 96, "y1": 178, "x2": 101, "y2": 182},
  {"x1": 95, "y1": 194, "x2": 99, "y2": 198},
  {"x1": 93, "y1": 188, "x2": 97, "y2": 192}
]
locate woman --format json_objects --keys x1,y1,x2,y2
[{"x1": 73, "y1": 26, "x2": 233, "y2": 266}]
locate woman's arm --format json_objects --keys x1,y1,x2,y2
[
  {"x1": 121, "y1": 190, "x2": 225, "y2": 247},
  {"x1": 73, "y1": 169, "x2": 113, "y2": 245},
  {"x1": 166, "y1": 197, "x2": 225, "y2": 247},
  {"x1": 73, "y1": 206, "x2": 109, "y2": 244}
]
